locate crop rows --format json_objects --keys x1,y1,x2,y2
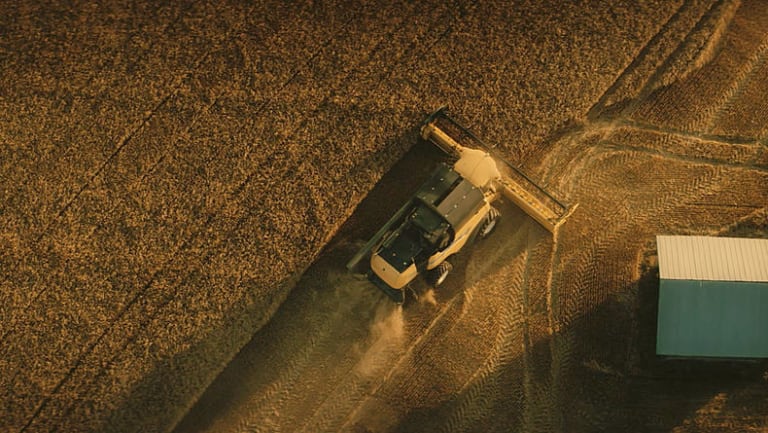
[
  {"x1": 3, "y1": 0, "x2": 431, "y2": 431},
  {"x1": 629, "y1": 0, "x2": 768, "y2": 135},
  {"x1": 589, "y1": 0, "x2": 716, "y2": 119}
]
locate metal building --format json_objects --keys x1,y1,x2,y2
[{"x1": 655, "y1": 235, "x2": 768, "y2": 358}]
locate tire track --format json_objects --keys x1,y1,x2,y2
[
  {"x1": 550, "y1": 145, "x2": 768, "y2": 428},
  {"x1": 520, "y1": 231, "x2": 563, "y2": 433},
  {"x1": 554, "y1": 148, "x2": 721, "y2": 330},
  {"x1": 233, "y1": 281, "x2": 380, "y2": 433},
  {"x1": 537, "y1": 119, "x2": 767, "y2": 200},
  {"x1": 629, "y1": 0, "x2": 765, "y2": 132},
  {"x1": 296, "y1": 367, "x2": 381, "y2": 433},
  {"x1": 614, "y1": 118, "x2": 761, "y2": 145},
  {"x1": 710, "y1": 57, "x2": 768, "y2": 141},
  {"x1": 5, "y1": 2, "x2": 766, "y2": 432},
  {"x1": 706, "y1": 27, "x2": 768, "y2": 136},
  {"x1": 338, "y1": 294, "x2": 469, "y2": 432},
  {"x1": 598, "y1": 140, "x2": 768, "y2": 173},
  {"x1": 436, "y1": 228, "x2": 529, "y2": 433},
  {"x1": 622, "y1": 0, "x2": 739, "y2": 118},
  {"x1": 587, "y1": 0, "x2": 712, "y2": 120},
  {"x1": 704, "y1": 31, "x2": 768, "y2": 135}
]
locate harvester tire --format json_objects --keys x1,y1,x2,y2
[
  {"x1": 430, "y1": 261, "x2": 453, "y2": 286},
  {"x1": 479, "y1": 207, "x2": 500, "y2": 239}
]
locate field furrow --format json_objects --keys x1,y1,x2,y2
[
  {"x1": 588, "y1": 0, "x2": 714, "y2": 119},
  {"x1": 708, "y1": 47, "x2": 768, "y2": 140},
  {"x1": 629, "y1": 0, "x2": 768, "y2": 133}
]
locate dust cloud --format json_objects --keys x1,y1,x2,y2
[
  {"x1": 419, "y1": 288, "x2": 438, "y2": 306},
  {"x1": 355, "y1": 303, "x2": 405, "y2": 377}
]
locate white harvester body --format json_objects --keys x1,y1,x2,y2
[{"x1": 348, "y1": 108, "x2": 570, "y2": 303}]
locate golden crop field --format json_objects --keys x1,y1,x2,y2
[{"x1": 1, "y1": 1, "x2": 766, "y2": 432}]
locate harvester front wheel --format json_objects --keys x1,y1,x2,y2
[
  {"x1": 479, "y1": 207, "x2": 500, "y2": 239},
  {"x1": 430, "y1": 261, "x2": 453, "y2": 286}
]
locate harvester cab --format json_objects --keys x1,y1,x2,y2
[{"x1": 347, "y1": 107, "x2": 571, "y2": 303}]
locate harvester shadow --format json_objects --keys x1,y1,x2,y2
[
  {"x1": 169, "y1": 251, "x2": 387, "y2": 433},
  {"x1": 164, "y1": 129, "x2": 453, "y2": 432},
  {"x1": 329, "y1": 131, "x2": 451, "y2": 247},
  {"x1": 99, "y1": 271, "x2": 310, "y2": 432},
  {"x1": 100, "y1": 119, "x2": 439, "y2": 432}
]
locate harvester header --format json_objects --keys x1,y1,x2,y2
[{"x1": 420, "y1": 107, "x2": 569, "y2": 233}]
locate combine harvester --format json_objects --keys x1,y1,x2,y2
[{"x1": 347, "y1": 107, "x2": 571, "y2": 303}]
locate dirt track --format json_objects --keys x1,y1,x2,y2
[{"x1": 2, "y1": 1, "x2": 767, "y2": 432}]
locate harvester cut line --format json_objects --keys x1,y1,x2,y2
[{"x1": 421, "y1": 107, "x2": 570, "y2": 233}]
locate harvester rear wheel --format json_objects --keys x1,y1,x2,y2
[
  {"x1": 430, "y1": 261, "x2": 453, "y2": 286},
  {"x1": 479, "y1": 207, "x2": 500, "y2": 239}
]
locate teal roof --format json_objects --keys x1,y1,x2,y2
[
  {"x1": 656, "y1": 236, "x2": 768, "y2": 358},
  {"x1": 656, "y1": 280, "x2": 768, "y2": 358}
]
